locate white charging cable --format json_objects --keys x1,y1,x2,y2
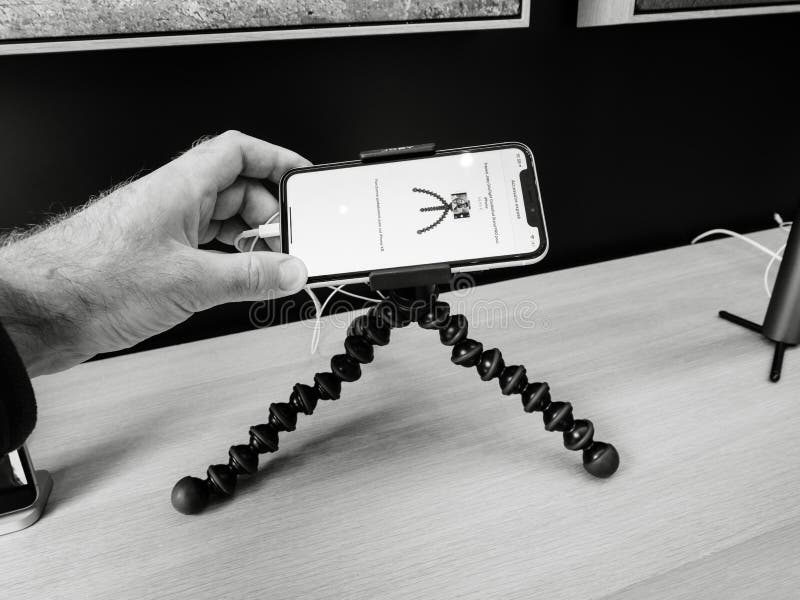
[
  {"x1": 691, "y1": 213, "x2": 792, "y2": 297},
  {"x1": 234, "y1": 212, "x2": 385, "y2": 353},
  {"x1": 233, "y1": 213, "x2": 281, "y2": 253}
]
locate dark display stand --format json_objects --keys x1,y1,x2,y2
[
  {"x1": 170, "y1": 145, "x2": 620, "y2": 515},
  {"x1": 719, "y1": 205, "x2": 800, "y2": 382}
]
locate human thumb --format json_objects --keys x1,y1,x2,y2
[{"x1": 196, "y1": 250, "x2": 308, "y2": 307}]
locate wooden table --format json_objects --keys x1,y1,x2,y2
[{"x1": 3, "y1": 229, "x2": 799, "y2": 599}]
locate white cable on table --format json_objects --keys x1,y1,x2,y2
[{"x1": 691, "y1": 213, "x2": 793, "y2": 298}]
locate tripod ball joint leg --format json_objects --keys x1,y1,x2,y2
[
  {"x1": 431, "y1": 309, "x2": 620, "y2": 479},
  {"x1": 170, "y1": 316, "x2": 390, "y2": 515}
]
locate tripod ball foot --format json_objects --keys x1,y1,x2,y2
[
  {"x1": 171, "y1": 476, "x2": 210, "y2": 515},
  {"x1": 582, "y1": 442, "x2": 620, "y2": 479}
]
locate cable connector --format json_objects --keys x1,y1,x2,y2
[
  {"x1": 258, "y1": 222, "x2": 281, "y2": 240},
  {"x1": 233, "y1": 218, "x2": 281, "y2": 253}
]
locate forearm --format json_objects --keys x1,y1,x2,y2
[
  {"x1": 0, "y1": 132, "x2": 310, "y2": 378},
  {"x1": 0, "y1": 232, "x2": 86, "y2": 377}
]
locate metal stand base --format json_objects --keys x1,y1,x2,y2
[
  {"x1": 0, "y1": 469, "x2": 52, "y2": 536},
  {"x1": 719, "y1": 310, "x2": 792, "y2": 383}
]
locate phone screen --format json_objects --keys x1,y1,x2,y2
[
  {"x1": 282, "y1": 144, "x2": 545, "y2": 283},
  {"x1": 0, "y1": 449, "x2": 37, "y2": 512}
]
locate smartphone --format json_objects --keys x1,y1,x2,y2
[
  {"x1": 280, "y1": 142, "x2": 548, "y2": 287},
  {"x1": 0, "y1": 446, "x2": 52, "y2": 536}
]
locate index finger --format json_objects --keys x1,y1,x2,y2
[{"x1": 174, "y1": 130, "x2": 312, "y2": 193}]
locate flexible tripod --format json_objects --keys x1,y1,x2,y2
[{"x1": 171, "y1": 284, "x2": 620, "y2": 515}]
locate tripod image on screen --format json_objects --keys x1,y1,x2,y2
[{"x1": 414, "y1": 187, "x2": 471, "y2": 235}]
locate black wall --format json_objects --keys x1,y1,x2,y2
[{"x1": 1, "y1": 2, "x2": 799, "y2": 354}]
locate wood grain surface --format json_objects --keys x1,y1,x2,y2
[{"x1": 2, "y1": 229, "x2": 799, "y2": 599}]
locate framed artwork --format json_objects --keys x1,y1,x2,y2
[
  {"x1": 0, "y1": 0, "x2": 529, "y2": 55},
  {"x1": 578, "y1": 0, "x2": 800, "y2": 26}
]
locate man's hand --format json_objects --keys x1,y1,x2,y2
[{"x1": 0, "y1": 131, "x2": 311, "y2": 377}]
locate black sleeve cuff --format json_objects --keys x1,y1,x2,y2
[{"x1": 0, "y1": 320, "x2": 37, "y2": 454}]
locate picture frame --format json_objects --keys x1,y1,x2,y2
[
  {"x1": 0, "y1": 0, "x2": 530, "y2": 55},
  {"x1": 578, "y1": 0, "x2": 800, "y2": 26}
]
